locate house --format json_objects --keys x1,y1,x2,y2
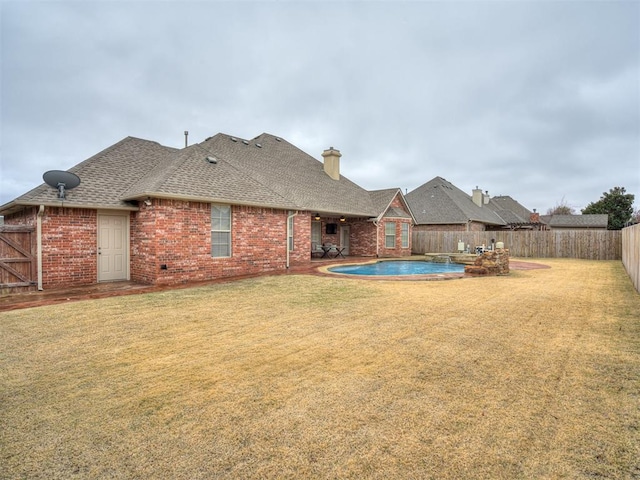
[
  {"x1": 406, "y1": 176, "x2": 613, "y2": 232},
  {"x1": 369, "y1": 188, "x2": 416, "y2": 255},
  {"x1": 0, "y1": 133, "x2": 415, "y2": 289},
  {"x1": 539, "y1": 214, "x2": 609, "y2": 230},
  {"x1": 487, "y1": 196, "x2": 544, "y2": 230},
  {"x1": 406, "y1": 176, "x2": 541, "y2": 231}
]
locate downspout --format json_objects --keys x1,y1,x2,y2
[
  {"x1": 373, "y1": 218, "x2": 380, "y2": 257},
  {"x1": 36, "y1": 205, "x2": 45, "y2": 290},
  {"x1": 286, "y1": 211, "x2": 298, "y2": 268}
]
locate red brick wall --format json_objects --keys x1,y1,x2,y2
[
  {"x1": 469, "y1": 221, "x2": 487, "y2": 232},
  {"x1": 376, "y1": 193, "x2": 413, "y2": 257},
  {"x1": 377, "y1": 219, "x2": 412, "y2": 257},
  {"x1": 3, "y1": 208, "x2": 37, "y2": 226},
  {"x1": 317, "y1": 217, "x2": 340, "y2": 246},
  {"x1": 310, "y1": 217, "x2": 378, "y2": 257},
  {"x1": 349, "y1": 219, "x2": 377, "y2": 256},
  {"x1": 131, "y1": 199, "x2": 295, "y2": 285},
  {"x1": 6, "y1": 201, "x2": 306, "y2": 288},
  {"x1": 42, "y1": 208, "x2": 98, "y2": 288},
  {"x1": 4, "y1": 199, "x2": 420, "y2": 287},
  {"x1": 289, "y1": 212, "x2": 312, "y2": 265},
  {"x1": 414, "y1": 224, "x2": 465, "y2": 232},
  {"x1": 130, "y1": 203, "x2": 156, "y2": 284},
  {"x1": 414, "y1": 221, "x2": 487, "y2": 232},
  {"x1": 4, "y1": 206, "x2": 97, "y2": 288}
]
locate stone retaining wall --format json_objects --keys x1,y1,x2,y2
[{"x1": 464, "y1": 249, "x2": 510, "y2": 275}]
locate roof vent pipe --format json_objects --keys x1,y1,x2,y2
[{"x1": 184, "y1": 131, "x2": 188, "y2": 148}]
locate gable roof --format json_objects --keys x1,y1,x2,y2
[
  {"x1": 406, "y1": 176, "x2": 505, "y2": 226},
  {"x1": 540, "y1": 214, "x2": 609, "y2": 228},
  {"x1": 120, "y1": 137, "x2": 298, "y2": 209},
  {"x1": 0, "y1": 137, "x2": 177, "y2": 214},
  {"x1": 369, "y1": 188, "x2": 416, "y2": 222},
  {"x1": 489, "y1": 195, "x2": 533, "y2": 223},
  {"x1": 186, "y1": 133, "x2": 377, "y2": 216},
  {"x1": 486, "y1": 196, "x2": 533, "y2": 225},
  {"x1": 1, "y1": 133, "x2": 380, "y2": 217}
]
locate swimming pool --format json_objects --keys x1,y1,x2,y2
[{"x1": 328, "y1": 260, "x2": 465, "y2": 276}]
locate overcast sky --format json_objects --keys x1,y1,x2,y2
[{"x1": 1, "y1": 0, "x2": 639, "y2": 214}]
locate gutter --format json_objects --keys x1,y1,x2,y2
[
  {"x1": 1, "y1": 200, "x2": 140, "y2": 216},
  {"x1": 36, "y1": 205, "x2": 45, "y2": 290}
]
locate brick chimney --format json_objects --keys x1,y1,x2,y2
[
  {"x1": 530, "y1": 209, "x2": 540, "y2": 223},
  {"x1": 322, "y1": 147, "x2": 341, "y2": 180}
]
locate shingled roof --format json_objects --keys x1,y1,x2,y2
[
  {"x1": 540, "y1": 214, "x2": 609, "y2": 229},
  {"x1": 368, "y1": 188, "x2": 415, "y2": 221},
  {"x1": 405, "y1": 176, "x2": 505, "y2": 226},
  {"x1": 486, "y1": 196, "x2": 533, "y2": 224},
  {"x1": 0, "y1": 137, "x2": 177, "y2": 214},
  {"x1": 1, "y1": 133, "x2": 381, "y2": 217}
]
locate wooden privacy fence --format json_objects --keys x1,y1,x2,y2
[
  {"x1": 412, "y1": 230, "x2": 622, "y2": 260},
  {"x1": 622, "y1": 224, "x2": 640, "y2": 293},
  {"x1": 0, "y1": 225, "x2": 37, "y2": 294}
]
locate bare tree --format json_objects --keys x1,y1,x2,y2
[{"x1": 546, "y1": 197, "x2": 576, "y2": 215}]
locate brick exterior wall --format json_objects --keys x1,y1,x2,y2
[
  {"x1": 3, "y1": 194, "x2": 414, "y2": 288},
  {"x1": 469, "y1": 221, "x2": 488, "y2": 232},
  {"x1": 5, "y1": 207, "x2": 99, "y2": 288},
  {"x1": 348, "y1": 219, "x2": 378, "y2": 256},
  {"x1": 377, "y1": 218, "x2": 413, "y2": 257},
  {"x1": 131, "y1": 199, "x2": 298, "y2": 285},
  {"x1": 5, "y1": 206, "x2": 98, "y2": 288},
  {"x1": 6, "y1": 202, "x2": 309, "y2": 288},
  {"x1": 289, "y1": 212, "x2": 312, "y2": 265},
  {"x1": 414, "y1": 221, "x2": 487, "y2": 232},
  {"x1": 376, "y1": 194, "x2": 413, "y2": 257},
  {"x1": 130, "y1": 203, "x2": 157, "y2": 284},
  {"x1": 414, "y1": 224, "x2": 466, "y2": 232},
  {"x1": 42, "y1": 208, "x2": 98, "y2": 288},
  {"x1": 3, "y1": 208, "x2": 37, "y2": 227},
  {"x1": 310, "y1": 217, "x2": 378, "y2": 257}
]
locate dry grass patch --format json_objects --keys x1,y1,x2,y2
[{"x1": 1, "y1": 259, "x2": 639, "y2": 479}]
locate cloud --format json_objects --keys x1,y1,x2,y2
[{"x1": 1, "y1": 0, "x2": 638, "y2": 214}]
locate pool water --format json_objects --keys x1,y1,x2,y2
[{"x1": 328, "y1": 260, "x2": 465, "y2": 276}]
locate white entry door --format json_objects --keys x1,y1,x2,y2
[
  {"x1": 98, "y1": 213, "x2": 129, "y2": 282},
  {"x1": 339, "y1": 225, "x2": 350, "y2": 255}
]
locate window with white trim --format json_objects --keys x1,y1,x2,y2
[
  {"x1": 288, "y1": 212, "x2": 294, "y2": 251},
  {"x1": 211, "y1": 204, "x2": 231, "y2": 257},
  {"x1": 401, "y1": 223, "x2": 409, "y2": 248},
  {"x1": 385, "y1": 222, "x2": 396, "y2": 248}
]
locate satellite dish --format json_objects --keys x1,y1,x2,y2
[{"x1": 43, "y1": 170, "x2": 81, "y2": 199}]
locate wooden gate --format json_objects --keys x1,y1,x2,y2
[{"x1": 0, "y1": 225, "x2": 37, "y2": 294}]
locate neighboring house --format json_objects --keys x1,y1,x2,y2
[
  {"x1": 406, "y1": 176, "x2": 541, "y2": 232},
  {"x1": 539, "y1": 214, "x2": 609, "y2": 230},
  {"x1": 487, "y1": 196, "x2": 545, "y2": 231},
  {"x1": 0, "y1": 133, "x2": 414, "y2": 289}
]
